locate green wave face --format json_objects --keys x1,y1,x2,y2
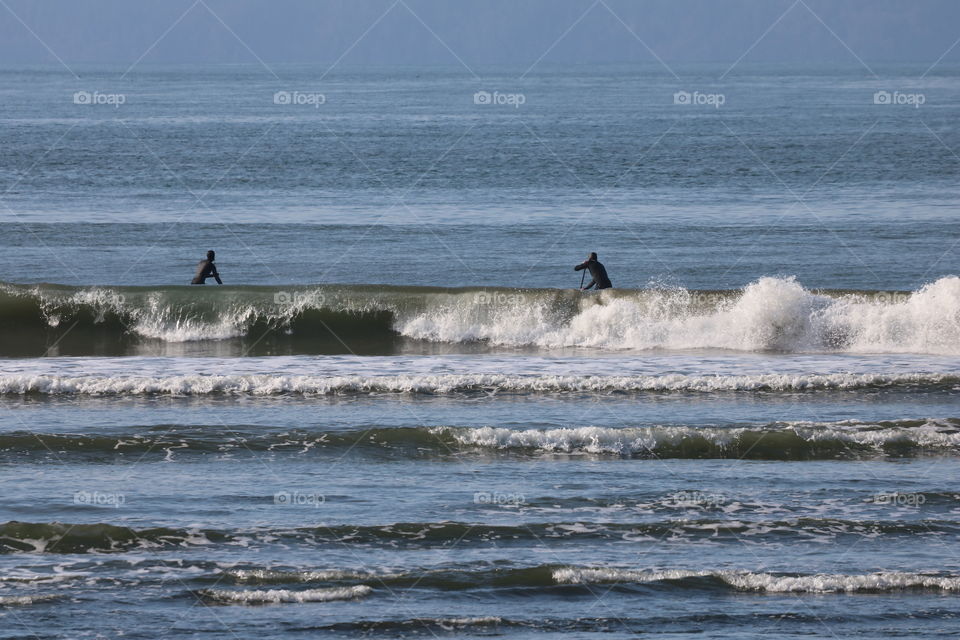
[{"x1": 0, "y1": 277, "x2": 954, "y2": 356}]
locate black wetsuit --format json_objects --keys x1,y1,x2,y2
[
  {"x1": 574, "y1": 259, "x2": 612, "y2": 290},
  {"x1": 191, "y1": 260, "x2": 222, "y2": 285}
]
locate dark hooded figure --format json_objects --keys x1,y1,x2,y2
[
  {"x1": 574, "y1": 252, "x2": 612, "y2": 290},
  {"x1": 191, "y1": 250, "x2": 223, "y2": 285}
]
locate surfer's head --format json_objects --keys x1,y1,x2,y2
[
  {"x1": 588, "y1": 252, "x2": 597, "y2": 261},
  {"x1": 207, "y1": 250, "x2": 215, "y2": 261}
]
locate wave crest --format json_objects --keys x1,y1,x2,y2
[
  {"x1": 6, "y1": 420, "x2": 959, "y2": 461},
  {"x1": 2, "y1": 276, "x2": 959, "y2": 355}
]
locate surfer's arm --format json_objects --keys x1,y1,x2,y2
[
  {"x1": 574, "y1": 262, "x2": 587, "y2": 271},
  {"x1": 211, "y1": 265, "x2": 223, "y2": 285},
  {"x1": 582, "y1": 279, "x2": 596, "y2": 290}
]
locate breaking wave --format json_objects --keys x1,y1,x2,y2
[
  {"x1": 553, "y1": 568, "x2": 960, "y2": 593},
  {"x1": 1, "y1": 276, "x2": 959, "y2": 355},
  {"x1": 432, "y1": 419, "x2": 960, "y2": 459},
  {"x1": 6, "y1": 420, "x2": 960, "y2": 460},
  {"x1": 214, "y1": 564, "x2": 960, "y2": 595},
  {"x1": 4, "y1": 518, "x2": 957, "y2": 554},
  {"x1": 197, "y1": 585, "x2": 371, "y2": 604}
]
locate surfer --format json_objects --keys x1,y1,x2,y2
[
  {"x1": 574, "y1": 252, "x2": 612, "y2": 290},
  {"x1": 191, "y1": 250, "x2": 223, "y2": 285}
]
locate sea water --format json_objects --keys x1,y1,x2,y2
[{"x1": 1, "y1": 63, "x2": 959, "y2": 639}]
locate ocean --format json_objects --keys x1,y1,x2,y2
[{"x1": 1, "y1": 63, "x2": 959, "y2": 639}]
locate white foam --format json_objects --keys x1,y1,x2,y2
[
  {"x1": 724, "y1": 572, "x2": 960, "y2": 593},
  {"x1": 200, "y1": 584, "x2": 371, "y2": 604},
  {"x1": 553, "y1": 568, "x2": 960, "y2": 592},
  {"x1": 0, "y1": 594, "x2": 60, "y2": 606},
  {"x1": 226, "y1": 569, "x2": 377, "y2": 583},
  {"x1": 554, "y1": 568, "x2": 711, "y2": 584},
  {"x1": 0, "y1": 371, "x2": 951, "y2": 395},
  {"x1": 435, "y1": 420, "x2": 960, "y2": 453},
  {"x1": 396, "y1": 276, "x2": 960, "y2": 355}
]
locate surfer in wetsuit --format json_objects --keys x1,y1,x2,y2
[
  {"x1": 574, "y1": 252, "x2": 612, "y2": 290},
  {"x1": 191, "y1": 250, "x2": 223, "y2": 285}
]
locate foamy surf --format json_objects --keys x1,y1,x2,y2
[
  {"x1": 198, "y1": 585, "x2": 371, "y2": 604},
  {"x1": 398, "y1": 276, "x2": 960, "y2": 354},
  {"x1": 2, "y1": 276, "x2": 959, "y2": 355},
  {"x1": 0, "y1": 594, "x2": 60, "y2": 606},
  {"x1": 434, "y1": 420, "x2": 960, "y2": 457},
  {"x1": 225, "y1": 569, "x2": 379, "y2": 584},
  {"x1": 0, "y1": 371, "x2": 954, "y2": 395},
  {"x1": 553, "y1": 568, "x2": 960, "y2": 593}
]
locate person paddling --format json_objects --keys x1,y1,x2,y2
[
  {"x1": 191, "y1": 250, "x2": 223, "y2": 285},
  {"x1": 574, "y1": 252, "x2": 612, "y2": 290}
]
